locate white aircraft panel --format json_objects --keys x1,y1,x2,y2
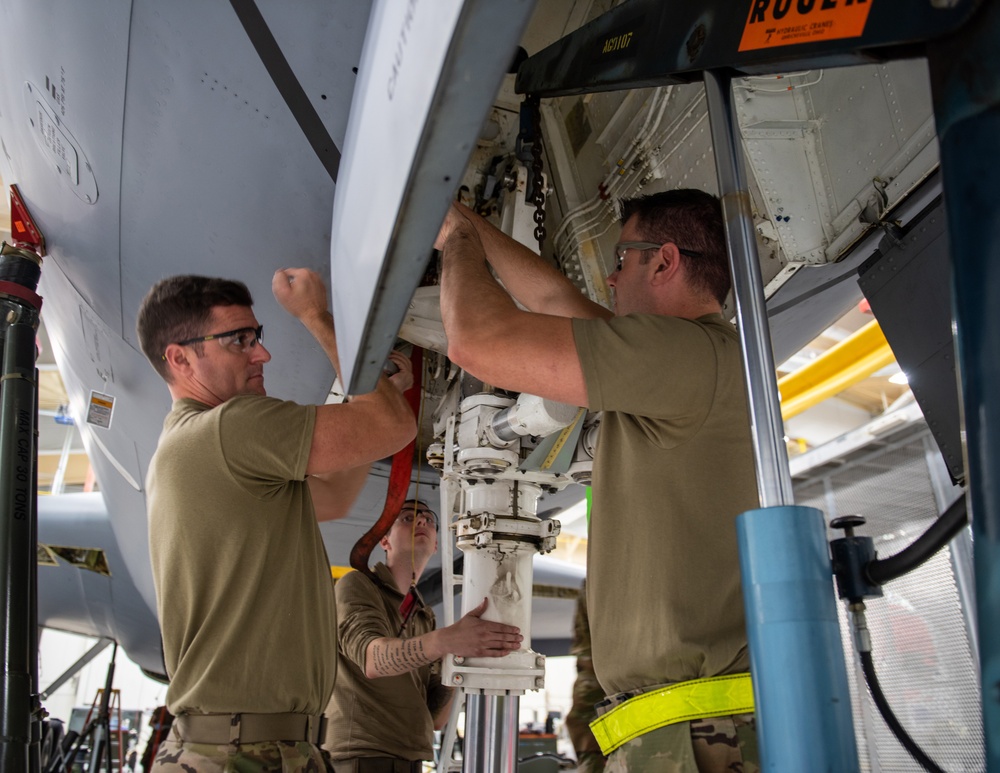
[
  {"x1": 735, "y1": 61, "x2": 936, "y2": 266},
  {"x1": 330, "y1": 0, "x2": 537, "y2": 394}
]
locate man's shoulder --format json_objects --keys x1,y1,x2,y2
[
  {"x1": 165, "y1": 397, "x2": 209, "y2": 422},
  {"x1": 166, "y1": 394, "x2": 286, "y2": 422},
  {"x1": 337, "y1": 568, "x2": 377, "y2": 589},
  {"x1": 158, "y1": 399, "x2": 213, "y2": 445},
  {"x1": 163, "y1": 395, "x2": 285, "y2": 435},
  {"x1": 214, "y1": 395, "x2": 315, "y2": 432},
  {"x1": 645, "y1": 311, "x2": 736, "y2": 337},
  {"x1": 336, "y1": 567, "x2": 388, "y2": 602},
  {"x1": 157, "y1": 395, "x2": 315, "y2": 477},
  {"x1": 575, "y1": 312, "x2": 735, "y2": 347},
  {"x1": 693, "y1": 312, "x2": 737, "y2": 336},
  {"x1": 220, "y1": 393, "x2": 300, "y2": 412}
]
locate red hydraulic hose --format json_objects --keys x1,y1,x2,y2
[{"x1": 349, "y1": 346, "x2": 423, "y2": 581}]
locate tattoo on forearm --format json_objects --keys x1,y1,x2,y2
[{"x1": 370, "y1": 636, "x2": 431, "y2": 676}]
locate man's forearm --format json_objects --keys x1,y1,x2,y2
[
  {"x1": 365, "y1": 631, "x2": 441, "y2": 678},
  {"x1": 441, "y1": 223, "x2": 590, "y2": 404},
  {"x1": 361, "y1": 598, "x2": 521, "y2": 680},
  {"x1": 302, "y1": 306, "x2": 412, "y2": 426},
  {"x1": 461, "y1": 205, "x2": 608, "y2": 320},
  {"x1": 440, "y1": 229, "x2": 520, "y2": 355},
  {"x1": 297, "y1": 309, "x2": 342, "y2": 375}
]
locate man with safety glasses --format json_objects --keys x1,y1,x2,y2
[
  {"x1": 323, "y1": 499, "x2": 521, "y2": 772},
  {"x1": 437, "y1": 189, "x2": 759, "y2": 772},
  {"x1": 136, "y1": 268, "x2": 416, "y2": 772}
]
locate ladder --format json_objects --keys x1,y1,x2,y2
[{"x1": 78, "y1": 688, "x2": 123, "y2": 772}]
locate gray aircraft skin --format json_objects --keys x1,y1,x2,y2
[
  {"x1": 0, "y1": 0, "x2": 966, "y2": 711},
  {"x1": 3, "y1": 0, "x2": 380, "y2": 678}
]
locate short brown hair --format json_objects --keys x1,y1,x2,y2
[
  {"x1": 136, "y1": 275, "x2": 254, "y2": 381},
  {"x1": 619, "y1": 189, "x2": 730, "y2": 304}
]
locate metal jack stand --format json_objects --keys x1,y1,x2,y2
[
  {"x1": 433, "y1": 384, "x2": 595, "y2": 773},
  {"x1": 48, "y1": 643, "x2": 120, "y2": 773}
]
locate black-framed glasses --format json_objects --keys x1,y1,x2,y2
[
  {"x1": 613, "y1": 241, "x2": 703, "y2": 273},
  {"x1": 173, "y1": 325, "x2": 263, "y2": 355},
  {"x1": 398, "y1": 508, "x2": 438, "y2": 530}
]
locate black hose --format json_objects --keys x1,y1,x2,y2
[
  {"x1": 859, "y1": 650, "x2": 944, "y2": 773},
  {"x1": 867, "y1": 493, "x2": 967, "y2": 586}
]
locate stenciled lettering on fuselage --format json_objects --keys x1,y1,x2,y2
[
  {"x1": 739, "y1": 0, "x2": 873, "y2": 51},
  {"x1": 601, "y1": 31, "x2": 633, "y2": 55},
  {"x1": 387, "y1": 0, "x2": 419, "y2": 101}
]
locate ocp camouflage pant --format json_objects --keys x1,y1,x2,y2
[
  {"x1": 604, "y1": 714, "x2": 759, "y2": 773},
  {"x1": 152, "y1": 738, "x2": 330, "y2": 773},
  {"x1": 566, "y1": 662, "x2": 606, "y2": 767},
  {"x1": 575, "y1": 751, "x2": 609, "y2": 773}
]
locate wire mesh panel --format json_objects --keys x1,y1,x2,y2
[{"x1": 794, "y1": 429, "x2": 983, "y2": 772}]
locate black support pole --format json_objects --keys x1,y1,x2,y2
[
  {"x1": 0, "y1": 244, "x2": 43, "y2": 773},
  {"x1": 28, "y1": 364, "x2": 39, "y2": 773},
  {"x1": 0, "y1": 322, "x2": 38, "y2": 773}
]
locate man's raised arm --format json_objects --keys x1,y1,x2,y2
[
  {"x1": 439, "y1": 218, "x2": 589, "y2": 407},
  {"x1": 435, "y1": 204, "x2": 610, "y2": 321},
  {"x1": 273, "y1": 268, "x2": 416, "y2": 520}
]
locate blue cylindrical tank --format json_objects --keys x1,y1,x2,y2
[{"x1": 737, "y1": 505, "x2": 859, "y2": 772}]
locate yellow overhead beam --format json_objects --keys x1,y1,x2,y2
[{"x1": 778, "y1": 319, "x2": 896, "y2": 422}]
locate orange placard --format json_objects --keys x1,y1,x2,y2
[{"x1": 739, "y1": 0, "x2": 873, "y2": 52}]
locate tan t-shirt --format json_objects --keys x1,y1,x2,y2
[
  {"x1": 324, "y1": 563, "x2": 451, "y2": 761},
  {"x1": 572, "y1": 313, "x2": 759, "y2": 696},
  {"x1": 146, "y1": 395, "x2": 336, "y2": 715}
]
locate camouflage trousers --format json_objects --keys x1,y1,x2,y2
[
  {"x1": 603, "y1": 714, "x2": 759, "y2": 773},
  {"x1": 566, "y1": 660, "x2": 607, "y2": 772},
  {"x1": 152, "y1": 738, "x2": 331, "y2": 773},
  {"x1": 574, "y1": 751, "x2": 609, "y2": 773}
]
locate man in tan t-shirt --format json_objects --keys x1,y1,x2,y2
[
  {"x1": 437, "y1": 190, "x2": 760, "y2": 772},
  {"x1": 323, "y1": 499, "x2": 521, "y2": 772},
  {"x1": 137, "y1": 269, "x2": 418, "y2": 773}
]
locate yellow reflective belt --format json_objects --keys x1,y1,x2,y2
[{"x1": 589, "y1": 673, "x2": 754, "y2": 756}]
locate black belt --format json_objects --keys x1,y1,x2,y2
[
  {"x1": 173, "y1": 713, "x2": 326, "y2": 745},
  {"x1": 331, "y1": 757, "x2": 423, "y2": 773}
]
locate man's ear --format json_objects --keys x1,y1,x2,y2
[
  {"x1": 162, "y1": 343, "x2": 192, "y2": 378},
  {"x1": 649, "y1": 243, "x2": 683, "y2": 286}
]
